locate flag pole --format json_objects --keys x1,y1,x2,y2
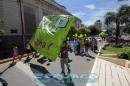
[{"x1": 17, "y1": 0, "x2": 25, "y2": 49}]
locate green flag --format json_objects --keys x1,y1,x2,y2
[{"x1": 31, "y1": 15, "x2": 75, "y2": 61}]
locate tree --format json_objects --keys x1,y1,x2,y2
[
  {"x1": 85, "y1": 28, "x2": 91, "y2": 36},
  {"x1": 79, "y1": 28, "x2": 86, "y2": 34},
  {"x1": 105, "y1": 12, "x2": 117, "y2": 36},
  {"x1": 99, "y1": 32, "x2": 107, "y2": 38},
  {"x1": 104, "y1": 5, "x2": 130, "y2": 45},
  {"x1": 105, "y1": 12, "x2": 116, "y2": 26},
  {"x1": 68, "y1": 26, "x2": 79, "y2": 37},
  {"x1": 87, "y1": 25, "x2": 100, "y2": 35},
  {"x1": 118, "y1": 5, "x2": 130, "y2": 34}
]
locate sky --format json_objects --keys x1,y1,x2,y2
[{"x1": 56, "y1": 0, "x2": 130, "y2": 26}]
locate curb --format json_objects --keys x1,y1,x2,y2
[
  {"x1": 0, "y1": 54, "x2": 27, "y2": 64},
  {"x1": 86, "y1": 46, "x2": 102, "y2": 86}
]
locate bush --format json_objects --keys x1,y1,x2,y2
[
  {"x1": 102, "y1": 44, "x2": 110, "y2": 50},
  {"x1": 117, "y1": 47, "x2": 130, "y2": 60},
  {"x1": 117, "y1": 52, "x2": 129, "y2": 60}
]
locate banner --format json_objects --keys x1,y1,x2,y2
[{"x1": 31, "y1": 15, "x2": 75, "y2": 61}]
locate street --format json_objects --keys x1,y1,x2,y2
[{"x1": 0, "y1": 48, "x2": 99, "y2": 86}]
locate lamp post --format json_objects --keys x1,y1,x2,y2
[{"x1": 17, "y1": 0, "x2": 25, "y2": 48}]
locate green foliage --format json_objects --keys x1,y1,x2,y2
[
  {"x1": 105, "y1": 12, "x2": 117, "y2": 26},
  {"x1": 105, "y1": 5, "x2": 130, "y2": 32},
  {"x1": 86, "y1": 28, "x2": 91, "y2": 33},
  {"x1": 79, "y1": 28, "x2": 86, "y2": 34},
  {"x1": 117, "y1": 52, "x2": 129, "y2": 60},
  {"x1": 118, "y1": 5, "x2": 130, "y2": 24},
  {"x1": 102, "y1": 45, "x2": 123, "y2": 53},
  {"x1": 68, "y1": 26, "x2": 79, "y2": 37},
  {"x1": 99, "y1": 32, "x2": 106, "y2": 37},
  {"x1": 102, "y1": 45, "x2": 130, "y2": 60},
  {"x1": 104, "y1": 5, "x2": 130, "y2": 45},
  {"x1": 68, "y1": 26, "x2": 93, "y2": 37},
  {"x1": 69, "y1": 25, "x2": 102, "y2": 37},
  {"x1": 87, "y1": 25, "x2": 100, "y2": 35},
  {"x1": 117, "y1": 47, "x2": 130, "y2": 60}
]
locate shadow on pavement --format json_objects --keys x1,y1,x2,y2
[
  {"x1": 33, "y1": 53, "x2": 41, "y2": 58},
  {"x1": 30, "y1": 63, "x2": 75, "y2": 86},
  {"x1": 0, "y1": 62, "x2": 17, "y2": 86},
  {"x1": 87, "y1": 55, "x2": 95, "y2": 59},
  {"x1": 62, "y1": 72, "x2": 75, "y2": 86},
  {"x1": 0, "y1": 62, "x2": 16, "y2": 76},
  {"x1": 0, "y1": 78, "x2": 8, "y2": 86},
  {"x1": 24, "y1": 58, "x2": 32, "y2": 63},
  {"x1": 37, "y1": 58, "x2": 48, "y2": 64}
]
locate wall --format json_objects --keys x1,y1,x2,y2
[{"x1": 3, "y1": 0, "x2": 21, "y2": 35}]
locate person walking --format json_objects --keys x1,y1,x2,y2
[
  {"x1": 91, "y1": 37, "x2": 98, "y2": 53},
  {"x1": 25, "y1": 42, "x2": 32, "y2": 63},
  {"x1": 80, "y1": 38, "x2": 85, "y2": 56},
  {"x1": 84, "y1": 38, "x2": 90, "y2": 56},
  {"x1": 12, "y1": 44, "x2": 19, "y2": 63},
  {"x1": 60, "y1": 41, "x2": 70, "y2": 75},
  {"x1": 76, "y1": 38, "x2": 81, "y2": 55}
]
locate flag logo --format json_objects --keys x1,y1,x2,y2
[{"x1": 40, "y1": 15, "x2": 69, "y2": 35}]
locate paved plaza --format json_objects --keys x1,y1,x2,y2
[{"x1": 0, "y1": 41, "x2": 130, "y2": 86}]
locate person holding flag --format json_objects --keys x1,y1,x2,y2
[{"x1": 60, "y1": 41, "x2": 70, "y2": 75}]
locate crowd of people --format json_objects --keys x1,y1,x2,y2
[
  {"x1": 10, "y1": 36, "x2": 100, "y2": 75},
  {"x1": 66, "y1": 36, "x2": 98, "y2": 56}
]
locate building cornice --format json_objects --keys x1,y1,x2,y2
[{"x1": 37, "y1": 0, "x2": 65, "y2": 11}]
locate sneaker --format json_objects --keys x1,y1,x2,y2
[
  {"x1": 67, "y1": 68, "x2": 71, "y2": 73},
  {"x1": 61, "y1": 71, "x2": 65, "y2": 76}
]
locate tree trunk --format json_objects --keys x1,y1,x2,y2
[{"x1": 115, "y1": 21, "x2": 120, "y2": 46}]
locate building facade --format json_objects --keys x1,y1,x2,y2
[
  {"x1": 94, "y1": 20, "x2": 102, "y2": 30},
  {"x1": 73, "y1": 17, "x2": 82, "y2": 29},
  {"x1": 0, "y1": 0, "x2": 82, "y2": 57},
  {"x1": 0, "y1": 0, "x2": 82, "y2": 36},
  {"x1": 0, "y1": 0, "x2": 73, "y2": 36}
]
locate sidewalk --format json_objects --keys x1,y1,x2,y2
[{"x1": 89, "y1": 58, "x2": 130, "y2": 86}]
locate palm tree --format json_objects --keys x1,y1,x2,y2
[
  {"x1": 118, "y1": 5, "x2": 130, "y2": 23},
  {"x1": 105, "y1": 12, "x2": 122, "y2": 45},
  {"x1": 118, "y1": 5, "x2": 130, "y2": 33},
  {"x1": 105, "y1": 12, "x2": 117, "y2": 43},
  {"x1": 105, "y1": 5, "x2": 130, "y2": 45},
  {"x1": 116, "y1": 5, "x2": 130, "y2": 45},
  {"x1": 105, "y1": 12, "x2": 117, "y2": 26}
]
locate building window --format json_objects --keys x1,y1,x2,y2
[
  {"x1": 10, "y1": 29, "x2": 18, "y2": 34},
  {"x1": 23, "y1": 5, "x2": 36, "y2": 35}
]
